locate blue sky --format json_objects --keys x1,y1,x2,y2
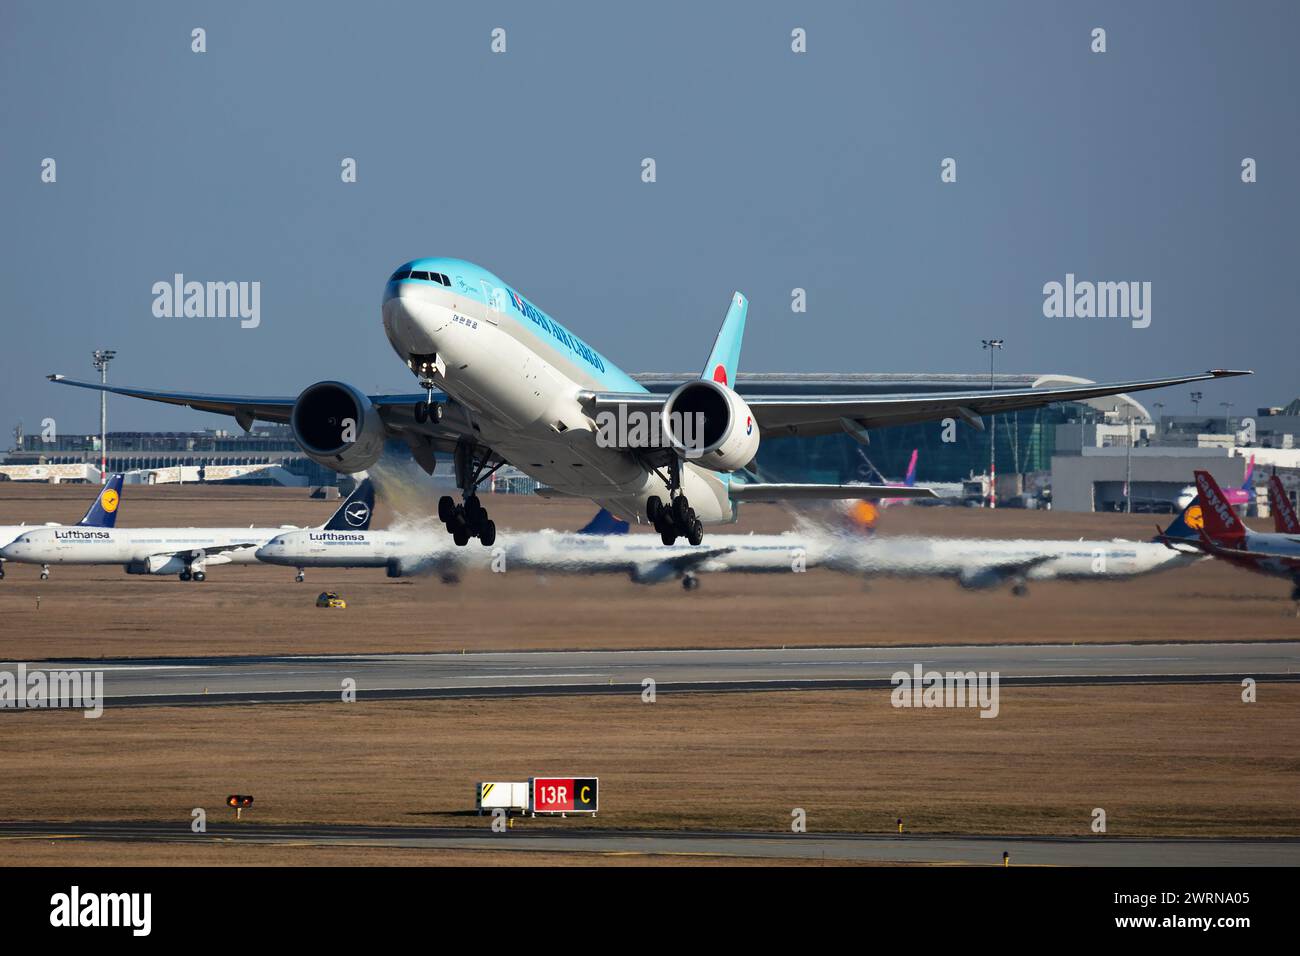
[{"x1": 2, "y1": 0, "x2": 1296, "y2": 433}]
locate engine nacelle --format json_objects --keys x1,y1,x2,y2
[
  {"x1": 290, "y1": 381, "x2": 386, "y2": 475},
  {"x1": 660, "y1": 379, "x2": 760, "y2": 472}
]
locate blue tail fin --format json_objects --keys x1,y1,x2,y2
[
  {"x1": 1155, "y1": 498, "x2": 1202, "y2": 543},
  {"x1": 577, "y1": 508, "x2": 629, "y2": 535},
  {"x1": 325, "y1": 478, "x2": 374, "y2": 530},
  {"x1": 1240, "y1": 454, "x2": 1256, "y2": 491},
  {"x1": 701, "y1": 292, "x2": 747, "y2": 386},
  {"x1": 78, "y1": 474, "x2": 124, "y2": 528}
]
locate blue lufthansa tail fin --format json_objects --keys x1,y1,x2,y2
[
  {"x1": 577, "y1": 508, "x2": 629, "y2": 535},
  {"x1": 325, "y1": 478, "x2": 374, "y2": 530},
  {"x1": 78, "y1": 474, "x2": 124, "y2": 528}
]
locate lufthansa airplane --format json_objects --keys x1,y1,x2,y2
[
  {"x1": 0, "y1": 478, "x2": 373, "y2": 581},
  {"x1": 48, "y1": 258, "x2": 1248, "y2": 548},
  {"x1": 0, "y1": 474, "x2": 124, "y2": 580}
]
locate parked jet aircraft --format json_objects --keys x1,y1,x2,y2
[
  {"x1": 0, "y1": 478, "x2": 374, "y2": 581},
  {"x1": 49, "y1": 258, "x2": 1246, "y2": 548},
  {"x1": 1176, "y1": 469, "x2": 1300, "y2": 601},
  {"x1": 260, "y1": 492, "x2": 1201, "y2": 593},
  {"x1": 1268, "y1": 473, "x2": 1300, "y2": 535},
  {"x1": 0, "y1": 474, "x2": 124, "y2": 580}
]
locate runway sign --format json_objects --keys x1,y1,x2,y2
[
  {"x1": 530, "y1": 777, "x2": 598, "y2": 814},
  {"x1": 476, "y1": 781, "x2": 528, "y2": 813}
]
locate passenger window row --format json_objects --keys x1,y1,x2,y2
[{"x1": 390, "y1": 269, "x2": 451, "y2": 286}]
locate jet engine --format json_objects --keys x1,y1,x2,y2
[
  {"x1": 660, "y1": 379, "x2": 759, "y2": 472},
  {"x1": 290, "y1": 381, "x2": 386, "y2": 475}
]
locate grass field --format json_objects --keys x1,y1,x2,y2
[
  {"x1": 1, "y1": 483, "x2": 1296, "y2": 660},
  {"x1": 3, "y1": 686, "x2": 1296, "y2": 852}
]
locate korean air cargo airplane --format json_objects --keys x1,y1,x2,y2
[
  {"x1": 0, "y1": 476, "x2": 373, "y2": 582},
  {"x1": 0, "y1": 474, "x2": 124, "y2": 580},
  {"x1": 48, "y1": 258, "x2": 1248, "y2": 549}
]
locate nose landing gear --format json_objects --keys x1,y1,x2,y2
[{"x1": 407, "y1": 355, "x2": 445, "y2": 424}]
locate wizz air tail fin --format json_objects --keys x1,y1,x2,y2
[
  {"x1": 78, "y1": 474, "x2": 124, "y2": 528},
  {"x1": 577, "y1": 508, "x2": 629, "y2": 535},
  {"x1": 1193, "y1": 470, "x2": 1247, "y2": 543},
  {"x1": 701, "y1": 292, "x2": 747, "y2": 386},
  {"x1": 1241, "y1": 454, "x2": 1256, "y2": 491},
  {"x1": 903, "y1": 449, "x2": 919, "y2": 487},
  {"x1": 1268, "y1": 474, "x2": 1300, "y2": 534},
  {"x1": 324, "y1": 477, "x2": 374, "y2": 531}
]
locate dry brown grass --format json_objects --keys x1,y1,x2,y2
[
  {"x1": 1, "y1": 484, "x2": 1296, "y2": 660},
  {"x1": 2, "y1": 686, "x2": 1296, "y2": 839}
]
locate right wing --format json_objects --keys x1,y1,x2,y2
[{"x1": 582, "y1": 369, "x2": 1251, "y2": 437}]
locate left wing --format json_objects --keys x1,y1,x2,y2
[{"x1": 581, "y1": 369, "x2": 1250, "y2": 437}]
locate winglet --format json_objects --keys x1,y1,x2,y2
[
  {"x1": 78, "y1": 474, "x2": 124, "y2": 528},
  {"x1": 701, "y1": 292, "x2": 747, "y2": 386}
]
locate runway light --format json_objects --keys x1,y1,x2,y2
[
  {"x1": 897, "y1": 817, "x2": 904, "y2": 834},
  {"x1": 227, "y1": 794, "x2": 254, "y2": 819},
  {"x1": 1003, "y1": 851, "x2": 1010, "y2": 868}
]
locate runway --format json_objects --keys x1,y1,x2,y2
[
  {"x1": 3, "y1": 821, "x2": 1296, "y2": 865},
  {"x1": 4, "y1": 641, "x2": 1296, "y2": 707}
]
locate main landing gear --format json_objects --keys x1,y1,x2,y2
[
  {"x1": 40, "y1": 564, "x2": 50, "y2": 581},
  {"x1": 647, "y1": 460, "x2": 704, "y2": 546},
  {"x1": 179, "y1": 570, "x2": 207, "y2": 582},
  {"x1": 439, "y1": 441, "x2": 500, "y2": 547},
  {"x1": 439, "y1": 494, "x2": 496, "y2": 547}
]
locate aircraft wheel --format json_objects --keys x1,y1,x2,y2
[
  {"x1": 687, "y1": 519, "x2": 704, "y2": 546},
  {"x1": 661, "y1": 530, "x2": 678, "y2": 546},
  {"x1": 1011, "y1": 583, "x2": 1027, "y2": 597},
  {"x1": 193, "y1": 571, "x2": 207, "y2": 582},
  {"x1": 40, "y1": 571, "x2": 49, "y2": 581},
  {"x1": 438, "y1": 495, "x2": 456, "y2": 524},
  {"x1": 672, "y1": 495, "x2": 692, "y2": 527},
  {"x1": 465, "y1": 496, "x2": 485, "y2": 525},
  {"x1": 682, "y1": 575, "x2": 700, "y2": 591},
  {"x1": 179, "y1": 571, "x2": 192, "y2": 582},
  {"x1": 646, "y1": 496, "x2": 663, "y2": 524},
  {"x1": 452, "y1": 528, "x2": 470, "y2": 547},
  {"x1": 295, "y1": 572, "x2": 305, "y2": 583},
  {"x1": 480, "y1": 519, "x2": 497, "y2": 547},
  {"x1": 414, "y1": 402, "x2": 428, "y2": 424}
]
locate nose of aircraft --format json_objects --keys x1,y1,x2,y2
[{"x1": 382, "y1": 277, "x2": 448, "y2": 356}]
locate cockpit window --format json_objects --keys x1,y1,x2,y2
[{"x1": 390, "y1": 269, "x2": 450, "y2": 285}]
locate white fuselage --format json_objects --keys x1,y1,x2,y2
[
  {"x1": 828, "y1": 535, "x2": 1200, "y2": 584},
  {"x1": 381, "y1": 277, "x2": 732, "y2": 526},
  {"x1": 257, "y1": 525, "x2": 815, "y2": 581},
  {"x1": 257, "y1": 522, "x2": 1198, "y2": 588},
  {"x1": 0, "y1": 526, "x2": 288, "y2": 574}
]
